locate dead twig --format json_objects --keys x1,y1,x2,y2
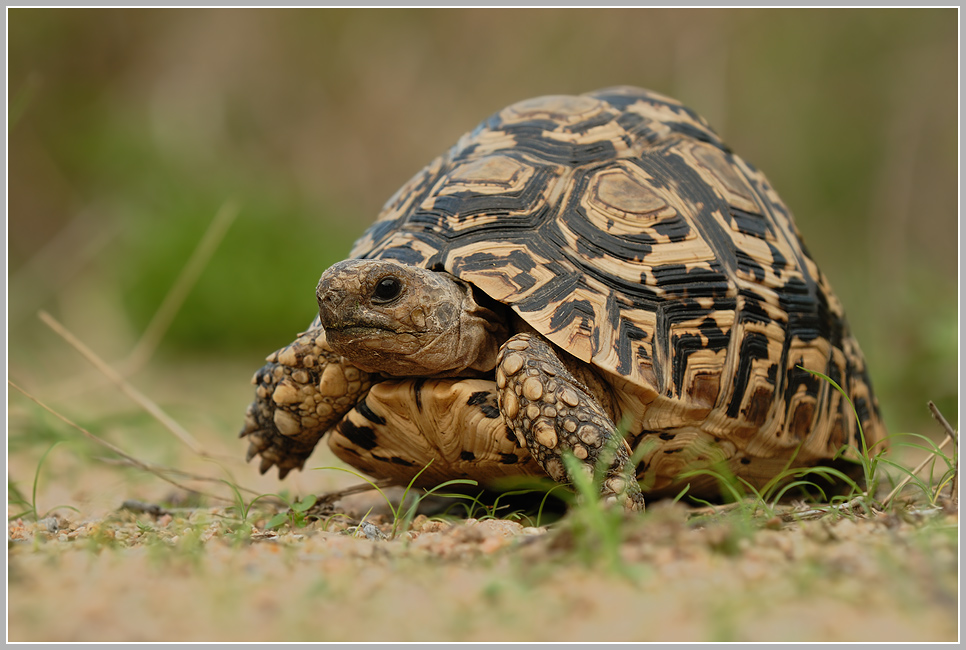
[
  {"x1": 778, "y1": 496, "x2": 878, "y2": 522},
  {"x1": 94, "y1": 457, "x2": 272, "y2": 500},
  {"x1": 38, "y1": 310, "x2": 209, "y2": 457},
  {"x1": 929, "y1": 400, "x2": 958, "y2": 444},
  {"x1": 929, "y1": 400, "x2": 958, "y2": 503},
  {"x1": 314, "y1": 478, "x2": 396, "y2": 506},
  {"x1": 9, "y1": 380, "x2": 232, "y2": 503}
]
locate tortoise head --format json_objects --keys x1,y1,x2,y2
[{"x1": 316, "y1": 259, "x2": 507, "y2": 377}]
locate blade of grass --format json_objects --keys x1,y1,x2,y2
[
  {"x1": 798, "y1": 367, "x2": 880, "y2": 491},
  {"x1": 882, "y1": 429, "x2": 955, "y2": 508},
  {"x1": 31, "y1": 442, "x2": 65, "y2": 520},
  {"x1": 312, "y1": 466, "x2": 402, "y2": 524}
]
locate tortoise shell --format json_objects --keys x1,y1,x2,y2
[{"x1": 344, "y1": 86, "x2": 884, "y2": 482}]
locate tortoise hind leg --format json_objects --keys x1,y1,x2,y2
[
  {"x1": 495, "y1": 333, "x2": 646, "y2": 511},
  {"x1": 241, "y1": 327, "x2": 373, "y2": 478}
]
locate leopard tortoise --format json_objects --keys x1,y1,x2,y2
[{"x1": 240, "y1": 86, "x2": 885, "y2": 510}]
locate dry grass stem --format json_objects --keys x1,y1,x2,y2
[
  {"x1": 95, "y1": 457, "x2": 273, "y2": 501},
  {"x1": 314, "y1": 478, "x2": 396, "y2": 505},
  {"x1": 9, "y1": 209, "x2": 119, "y2": 325},
  {"x1": 928, "y1": 400, "x2": 958, "y2": 501},
  {"x1": 38, "y1": 309, "x2": 209, "y2": 457},
  {"x1": 122, "y1": 200, "x2": 240, "y2": 374},
  {"x1": 928, "y1": 400, "x2": 958, "y2": 443},
  {"x1": 882, "y1": 401, "x2": 957, "y2": 508},
  {"x1": 9, "y1": 380, "x2": 233, "y2": 504}
]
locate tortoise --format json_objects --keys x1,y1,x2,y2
[{"x1": 240, "y1": 86, "x2": 885, "y2": 510}]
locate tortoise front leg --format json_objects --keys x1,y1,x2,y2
[
  {"x1": 240, "y1": 327, "x2": 373, "y2": 478},
  {"x1": 495, "y1": 333, "x2": 646, "y2": 511}
]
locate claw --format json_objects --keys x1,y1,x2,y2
[{"x1": 240, "y1": 328, "x2": 374, "y2": 480}]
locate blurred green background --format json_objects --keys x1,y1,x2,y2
[{"x1": 8, "y1": 8, "x2": 958, "y2": 444}]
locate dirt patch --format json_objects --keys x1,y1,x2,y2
[{"x1": 7, "y1": 494, "x2": 958, "y2": 643}]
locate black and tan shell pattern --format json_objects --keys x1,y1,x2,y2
[{"x1": 348, "y1": 86, "x2": 884, "y2": 477}]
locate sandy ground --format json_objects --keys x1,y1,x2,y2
[{"x1": 7, "y1": 489, "x2": 959, "y2": 643}]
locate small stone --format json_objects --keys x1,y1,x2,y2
[{"x1": 526, "y1": 404, "x2": 541, "y2": 420}]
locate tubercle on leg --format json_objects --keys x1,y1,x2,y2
[
  {"x1": 240, "y1": 327, "x2": 374, "y2": 478},
  {"x1": 495, "y1": 333, "x2": 645, "y2": 511}
]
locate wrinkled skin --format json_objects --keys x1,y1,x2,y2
[{"x1": 317, "y1": 259, "x2": 507, "y2": 377}]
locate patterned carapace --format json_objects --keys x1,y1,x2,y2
[
  {"x1": 350, "y1": 87, "x2": 882, "y2": 468},
  {"x1": 242, "y1": 86, "x2": 885, "y2": 500}
]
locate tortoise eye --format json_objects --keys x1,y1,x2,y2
[{"x1": 372, "y1": 276, "x2": 403, "y2": 304}]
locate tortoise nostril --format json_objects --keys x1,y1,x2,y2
[{"x1": 317, "y1": 289, "x2": 346, "y2": 324}]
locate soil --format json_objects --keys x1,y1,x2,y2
[{"x1": 7, "y1": 488, "x2": 959, "y2": 643}]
